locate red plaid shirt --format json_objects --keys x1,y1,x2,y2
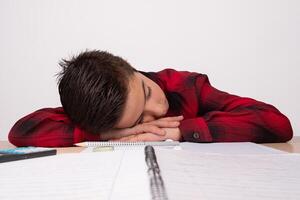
[{"x1": 8, "y1": 69, "x2": 293, "y2": 147}]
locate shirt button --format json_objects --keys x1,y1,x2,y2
[{"x1": 193, "y1": 132, "x2": 200, "y2": 139}]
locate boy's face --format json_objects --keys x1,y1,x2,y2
[{"x1": 115, "y1": 72, "x2": 169, "y2": 128}]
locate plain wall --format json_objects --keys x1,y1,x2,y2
[{"x1": 0, "y1": 0, "x2": 299, "y2": 140}]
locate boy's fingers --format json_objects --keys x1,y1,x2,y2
[
  {"x1": 158, "y1": 116, "x2": 184, "y2": 122},
  {"x1": 101, "y1": 124, "x2": 165, "y2": 140},
  {"x1": 144, "y1": 116, "x2": 184, "y2": 128},
  {"x1": 102, "y1": 117, "x2": 183, "y2": 140},
  {"x1": 117, "y1": 133, "x2": 165, "y2": 142},
  {"x1": 146, "y1": 120, "x2": 180, "y2": 128},
  {"x1": 141, "y1": 133, "x2": 165, "y2": 141},
  {"x1": 135, "y1": 124, "x2": 166, "y2": 136}
]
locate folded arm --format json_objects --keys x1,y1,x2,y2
[
  {"x1": 8, "y1": 108, "x2": 100, "y2": 147},
  {"x1": 179, "y1": 75, "x2": 293, "y2": 143}
]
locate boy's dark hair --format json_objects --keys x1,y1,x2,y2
[{"x1": 57, "y1": 50, "x2": 136, "y2": 134}]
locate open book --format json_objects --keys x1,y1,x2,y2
[{"x1": 0, "y1": 143, "x2": 300, "y2": 200}]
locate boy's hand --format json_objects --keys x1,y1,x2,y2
[
  {"x1": 145, "y1": 116, "x2": 183, "y2": 128},
  {"x1": 112, "y1": 127, "x2": 182, "y2": 142},
  {"x1": 100, "y1": 116, "x2": 183, "y2": 140}
]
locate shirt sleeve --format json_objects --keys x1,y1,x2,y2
[
  {"x1": 8, "y1": 107, "x2": 101, "y2": 147},
  {"x1": 179, "y1": 75, "x2": 293, "y2": 143}
]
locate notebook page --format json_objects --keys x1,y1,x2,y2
[
  {"x1": 110, "y1": 150, "x2": 151, "y2": 199},
  {"x1": 156, "y1": 149, "x2": 300, "y2": 200},
  {"x1": 180, "y1": 142, "x2": 285, "y2": 154},
  {"x1": 0, "y1": 150, "x2": 149, "y2": 200}
]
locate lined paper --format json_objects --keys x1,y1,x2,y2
[
  {"x1": 180, "y1": 142, "x2": 285, "y2": 154},
  {"x1": 1, "y1": 144, "x2": 297, "y2": 200},
  {"x1": 0, "y1": 150, "x2": 149, "y2": 200},
  {"x1": 110, "y1": 150, "x2": 151, "y2": 199},
  {"x1": 156, "y1": 149, "x2": 300, "y2": 200}
]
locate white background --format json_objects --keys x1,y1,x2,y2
[{"x1": 0, "y1": 0, "x2": 299, "y2": 140}]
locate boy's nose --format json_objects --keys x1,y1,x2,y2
[
  {"x1": 143, "y1": 102, "x2": 166, "y2": 123},
  {"x1": 142, "y1": 114, "x2": 155, "y2": 123}
]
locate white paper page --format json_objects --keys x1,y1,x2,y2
[
  {"x1": 156, "y1": 149, "x2": 300, "y2": 200},
  {"x1": 180, "y1": 142, "x2": 285, "y2": 154},
  {"x1": 0, "y1": 150, "x2": 149, "y2": 200},
  {"x1": 110, "y1": 150, "x2": 151, "y2": 200}
]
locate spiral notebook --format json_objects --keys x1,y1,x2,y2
[
  {"x1": 75, "y1": 141, "x2": 180, "y2": 147},
  {"x1": 1, "y1": 143, "x2": 300, "y2": 200},
  {"x1": 77, "y1": 141, "x2": 180, "y2": 152}
]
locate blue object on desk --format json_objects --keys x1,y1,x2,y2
[{"x1": 0, "y1": 147, "x2": 57, "y2": 163}]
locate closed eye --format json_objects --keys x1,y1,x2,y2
[{"x1": 146, "y1": 86, "x2": 152, "y2": 100}]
